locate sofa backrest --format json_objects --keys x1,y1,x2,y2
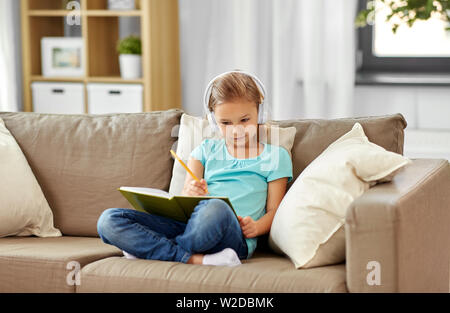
[
  {"x1": 0, "y1": 110, "x2": 406, "y2": 238},
  {"x1": 267, "y1": 113, "x2": 407, "y2": 192},
  {"x1": 0, "y1": 109, "x2": 183, "y2": 237}
]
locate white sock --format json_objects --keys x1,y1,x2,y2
[
  {"x1": 122, "y1": 250, "x2": 138, "y2": 260},
  {"x1": 202, "y1": 248, "x2": 241, "y2": 267}
]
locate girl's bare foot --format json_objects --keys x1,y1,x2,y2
[{"x1": 187, "y1": 253, "x2": 204, "y2": 264}]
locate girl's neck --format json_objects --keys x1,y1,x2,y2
[
  {"x1": 225, "y1": 137, "x2": 264, "y2": 159},
  {"x1": 223, "y1": 125, "x2": 263, "y2": 158}
]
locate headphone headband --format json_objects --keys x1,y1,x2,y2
[
  {"x1": 203, "y1": 70, "x2": 267, "y2": 115},
  {"x1": 203, "y1": 70, "x2": 268, "y2": 134}
]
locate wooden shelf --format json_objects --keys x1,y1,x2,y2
[
  {"x1": 31, "y1": 76, "x2": 144, "y2": 84},
  {"x1": 31, "y1": 76, "x2": 85, "y2": 82},
  {"x1": 21, "y1": 0, "x2": 182, "y2": 113},
  {"x1": 86, "y1": 10, "x2": 142, "y2": 17},
  {"x1": 88, "y1": 76, "x2": 143, "y2": 84},
  {"x1": 28, "y1": 10, "x2": 142, "y2": 17},
  {"x1": 28, "y1": 10, "x2": 74, "y2": 16}
]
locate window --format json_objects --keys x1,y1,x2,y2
[{"x1": 357, "y1": 0, "x2": 450, "y2": 73}]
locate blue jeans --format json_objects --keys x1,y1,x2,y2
[{"x1": 97, "y1": 198, "x2": 248, "y2": 263}]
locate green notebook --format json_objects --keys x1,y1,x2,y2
[{"x1": 118, "y1": 186, "x2": 238, "y2": 223}]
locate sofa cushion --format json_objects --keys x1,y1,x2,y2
[
  {"x1": 77, "y1": 251, "x2": 347, "y2": 293},
  {"x1": 0, "y1": 109, "x2": 183, "y2": 236},
  {"x1": 254, "y1": 114, "x2": 407, "y2": 254},
  {"x1": 266, "y1": 113, "x2": 407, "y2": 190},
  {"x1": 0, "y1": 117, "x2": 61, "y2": 238},
  {"x1": 0, "y1": 236, "x2": 122, "y2": 292},
  {"x1": 269, "y1": 123, "x2": 411, "y2": 269}
]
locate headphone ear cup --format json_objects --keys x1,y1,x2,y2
[
  {"x1": 258, "y1": 103, "x2": 265, "y2": 124},
  {"x1": 211, "y1": 111, "x2": 217, "y2": 131},
  {"x1": 208, "y1": 111, "x2": 219, "y2": 134}
]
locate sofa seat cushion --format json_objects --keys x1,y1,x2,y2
[
  {"x1": 78, "y1": 251, "x2": 347, "y2": 293},
  {"x1": 0, "y1": 236, "x2": 122, "y2": 293}
]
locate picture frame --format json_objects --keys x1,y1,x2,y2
[
  {"x1": 41, "y1": 37, "x2": 84, "y2": 77},
  {"x1": 108, "y1": 0, "x2": 135, "y2": 10}
]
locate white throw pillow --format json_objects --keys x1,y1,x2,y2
[
  {"x1": 0, "y1": 117, "x2": 61, "y2": 238},
  {"x1": 268, "y1": 122, "x2": 411, "y2": 269},
  {"x1": 169, "y1": 113, "x2": 296, "y2": 195}
]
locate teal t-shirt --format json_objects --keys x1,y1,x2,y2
[{"x1": 189, "y1": 138, "x2": 293, "y2": 259}]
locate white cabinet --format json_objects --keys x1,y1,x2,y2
[
  {"x1": 87, "y1": 83, "x2": 143, "y2": 114},
  {"x1": 31, "y1": 82, "x2": 85, "y2": 114}
]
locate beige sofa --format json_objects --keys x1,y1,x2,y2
[{"x1": 0, "y1": 109, "x2": 448, "y2": 293}]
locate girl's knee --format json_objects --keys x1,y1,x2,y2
[
  {"x1": 97, "y1": 208, "x2": 123, "y2": 238},
  {"x1": 196, "y1": 199, "x2": 234, "y2": 225}
]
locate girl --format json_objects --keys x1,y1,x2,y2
[{"x1": 97, "y1": 71, "x2": 293, "y2": 266}]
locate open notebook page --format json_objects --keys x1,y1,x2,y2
[{"x1": 119, "y1": 187, "x2": 172, "y2": 198}]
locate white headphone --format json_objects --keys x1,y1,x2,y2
[{"x1": 203, "y1": 70, "x2": 269, "y2": 134}]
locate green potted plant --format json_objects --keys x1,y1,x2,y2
[
  {"x1": 117, "y1": 35, "x2": 142, "y2": 79},
  {"x1": 355, "y1": 0, "x2": 450, "y2": 33}
]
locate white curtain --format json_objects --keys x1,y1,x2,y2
[
  {"x1": 0, "y1": 0, "x2": 20, "y2": 112},
  {"x1": 178, "y1": 0, "x2": 358, "y2": 120},
  {"x1": 302, "y1": 0, "x2": 358, "y2": 119}
]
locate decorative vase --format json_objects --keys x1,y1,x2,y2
[{"x1": 119, "y1": 54, "x2": 142, "y2": 79}]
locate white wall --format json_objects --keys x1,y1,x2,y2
[{"x1": 354, "y1": 85, "x2": 450, "y2": 160}]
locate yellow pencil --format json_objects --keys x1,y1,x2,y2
[{"x1": 170, "y1": 149, "x2": 209, "y2": 194}]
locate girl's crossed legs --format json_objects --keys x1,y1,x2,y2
[{"x1": 97, "y1": 199, "x2": 248, "y2": 264}]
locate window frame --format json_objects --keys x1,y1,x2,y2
[{"x1": 357, "y1": 0, "x2": 450, "y2": 74}]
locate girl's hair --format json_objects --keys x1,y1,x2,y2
[{"x1": 207, "y1": 71, "x2": 264, "y2": 113}]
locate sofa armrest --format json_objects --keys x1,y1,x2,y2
[{"x1": 345, "y1": 158, "x2": 450, "y2": 292}]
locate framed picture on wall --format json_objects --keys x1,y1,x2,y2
[
  {"x1": 41, "y1": 37, "x2": 84, "y2": 77},
  {"x1": 108, "y1": 0, "x2": 136, "y2": 10}
]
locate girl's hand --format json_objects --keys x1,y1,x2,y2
[
  {"x1": 238, "y1": 216, "x2": 258, "y2": 239},
  {"x1": 185, "y1": 178, "x2": 208, "y2": 196}
]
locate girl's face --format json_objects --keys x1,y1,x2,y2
[{"x1": 213, "y1": 99, "x2": 259, "y2": 148}]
